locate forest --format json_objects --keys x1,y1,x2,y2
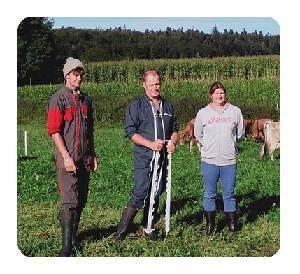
[{"x1": 17, "y1": 17, "x2": 280, "y2": 86}]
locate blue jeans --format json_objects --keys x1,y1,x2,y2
[{"x1": 201, "y1": 161, "x2": 236, "y2": 212}]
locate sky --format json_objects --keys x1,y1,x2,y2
[{"x1": 51, "y1": 17, "x2": 280, "y2": 35}]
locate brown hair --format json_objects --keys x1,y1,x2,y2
[
  {"x1": 209, "y1": 82, "x2": 226, "y2": 95},
  {"x1": 143, "y1": 70, "x2": 160, "y2": 83},
  {"x1": 71, "y1": 67, "x2": 85, "y2": 74}
]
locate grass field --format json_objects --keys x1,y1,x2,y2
[
  {"x1": 16, "y1": 56, "x2": 281, "y2": 258},
  {"x1": 17, "y1": 121, "x2": 280, "y2": 257}
]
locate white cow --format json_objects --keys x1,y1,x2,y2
[{"x1": 259, "y1": 121, "x2": 280, "y2": 161}]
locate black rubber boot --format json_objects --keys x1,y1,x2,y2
[
  {"x1": 59, "y1": 211, "x2": 74, "y2": 257},
  {"x1": 226, "y1": 212, "x2": 236, "y2": 233},
  {"x1": 204, "y1": 211, "x2": 215, "y2": 236},
  {"x1": 72, "y1": 209, "x2": 83, "y2": 250},
  {"x1": 115, "y1": 204, "x2": 137, "y2": 241}
]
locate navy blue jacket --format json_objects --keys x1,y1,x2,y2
[{"x1": 125, "y1": 94, "x2": 178, "y2": 169}]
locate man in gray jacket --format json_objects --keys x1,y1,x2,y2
[
  {"x1": 115, "y1": 70, "x2": 178, "y2": 241},
  {"x1": 47, "y1": 57, "x2": 98, "y2": 256}
]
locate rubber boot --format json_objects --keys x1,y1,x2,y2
[
  {"x1": 72, "y1": 209, "x2": 83, "y2": 250},
  {"x1": 59, "y1": 211, "x2": 74, "y2": 257},
  {"x1": 204, "y1": 211, "x2": 215, "y2": 236},
  {"x1": 226, "y1": 212, "x2": 236, "y2": 233},
  {"x1": 115, "y1": 204, "x2": 137, "y2": 241}
]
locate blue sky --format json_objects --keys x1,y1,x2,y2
[{"x1": 52, "y1": 17, "x2": 280, "y2": 35}]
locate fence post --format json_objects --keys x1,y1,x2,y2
[{"x1": 24, "y1": 131, "x2": 27, "y2": 156}]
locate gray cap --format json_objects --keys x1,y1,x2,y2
[{"x1": 63, "y1": 57, "x2": 85, "y2": 78}]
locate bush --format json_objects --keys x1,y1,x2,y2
[
  {"x1": 92, "y1": 94, "x2": 133, "y2": 124},
  {"x1": 18, "y1": 98, "x2": 48, "y2": 124},
  {"x1": 17, "y1": 95, "x2": 280, "y2": 127},
  {"x1": 167, "y1": 96, "x2": 280, "y2": 128},
  {"x1": 91, "y1": 95, "x2": 280, "y2": 127}
]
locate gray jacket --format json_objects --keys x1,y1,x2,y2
[
  {"x1": 194, "y1": 103, "x2": 244, "y2": 166},
  {"x1": 47, "y1": 86, "x2": 94, "y2": 171}
]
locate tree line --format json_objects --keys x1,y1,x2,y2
[{"x1": 17, "y1": 17, "x2": 280, "y2": 86}]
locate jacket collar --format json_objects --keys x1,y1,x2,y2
[
  {"x1": 142, "y1": 93, "x2": 163, "y2": 115},
  {"x1": 64, "y1": 85, "x2": 81, "y2": 95},
  {"x1": 143, "y1": 93, "x2": 162, "y2": 103},
  {"x1": 209, "y1": 102, "x2": 230, "y2": 110}
]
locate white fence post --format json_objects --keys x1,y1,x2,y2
[{"x1": 24, "y1": 131, "x2": 27, "y2": 156}]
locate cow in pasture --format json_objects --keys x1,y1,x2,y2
[
  {"x1": 178, "y1": 118, "x2": 201, "y2": 152},
  {"x1": 252, "y1": 118, "x2": 274, "y2": 142},
  {"x1": 244, "y1": 118, "x2": 252, "y2": 140},
  {"x1": 259, "y1": 121, "x2": 280, "y2": 161}
]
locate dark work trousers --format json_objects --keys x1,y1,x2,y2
[
  {"x1": 57, "y1": 159, "x2": 90, "y2": 218},
  {"x1": 128, "y1": 147, "x2": 167, "y2": 210}
]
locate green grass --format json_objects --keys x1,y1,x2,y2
[
  {"x1": 17, "y1": 121, "x2": 280, "y2": 257},
  {"x1": 17, "y1": 78, "x2": 280, "y2": 126},
  {"x1": 16, "y1": 55, "x2": 281, "y2": 258},
  {"x1": 17, "y1": 78, "x2": 279, "y2": 104}
]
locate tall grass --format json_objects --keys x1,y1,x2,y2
[
  {"x1": 17, "y1": 78, "x2": 280, "y2": 125},
  {"x1": 84, "y1": 55, "x2": 280, "y2": 83},
  {"x1": 17, "y1": 78, "x2": 280, "y2": 106}
]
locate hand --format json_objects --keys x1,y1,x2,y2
[
  {"x1": 93, "y1": 157, "x2": 98, "y2": 172},
  {"x1": 64, "y1": 157, "x2": 77, "y2": 174},
  {"x1": 151, "y1": 139, "x2": 164, "y2": 151},
  {"x1": 166, "y1": 140, "x2": 176, "y2": 154}
]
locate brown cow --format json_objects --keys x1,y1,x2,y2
[
  {"x1": 259, "y1": 121, "x2": 280, "y2": 161},
  {"x1": 252, "y1": 118, "x2": 273, "y2": 142},
  {"x1": 244, "y1": 118, "x2": 252, "y2": 140},
  {"x1": 178, "y1": 118, "x2": 201, "y2": 152}
]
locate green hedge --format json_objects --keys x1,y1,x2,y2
[{"x1": 18, "y1": 94, "x2": 280, "y2": 129}]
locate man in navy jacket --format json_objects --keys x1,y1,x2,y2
[{"x1": 115, "y1": 70, "x2": 178, "y2": 241}]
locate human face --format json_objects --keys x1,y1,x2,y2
[
  {"x1": 143, "y1": 74, "x2": 161, "y2": 101},
  {"x1": 210, "y1": 88, "x2": 226, "y2": 106},
  {"x1": 65, "y1": 70, "x2": 84, "y2": 90}
]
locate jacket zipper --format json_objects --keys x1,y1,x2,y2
[{"x1": 72, "y1": 94, "x2": 78, "y2": 162}]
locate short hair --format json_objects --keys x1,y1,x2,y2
[
  {"x1": 71, "y1": 67, "x2": 85, "y2": 74},
  {"x1": 143, "y1": 70, "x2": 160, "y2": 83},
  {"x1": 209, "y1": 82, "x2": 226, "y2": 95}
]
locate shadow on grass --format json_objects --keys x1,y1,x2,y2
[
  {"x1": 18, "y1": 156, "x2": 38, "y2": 161},
  {"x1": 158, "y1": 192, "x2": 279, "y2": 233},
  {"x1": 77, "y1": 226, "x2": 117, "y2": 243},
  {"x1": 76, "y1": 192, "x2": 279, "y2": 250}
]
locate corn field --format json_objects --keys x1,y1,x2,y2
[
  {"x1": 17, "y1": 55, "x2": 280, "y2": 125},
  {"x1": 84, "y1": 55, "x2": 280, "y2": 83}
]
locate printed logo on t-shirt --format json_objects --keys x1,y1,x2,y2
[{"x1": 208, "y1": 117, "x2": 232, "y2": 124}]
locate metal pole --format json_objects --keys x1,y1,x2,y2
[
  {"x1": 144, "y1": 150, "x2": 159, "y2": 235},
  {"x1": 165, "y1": 140, "x2": 172, "y2": 235}
]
